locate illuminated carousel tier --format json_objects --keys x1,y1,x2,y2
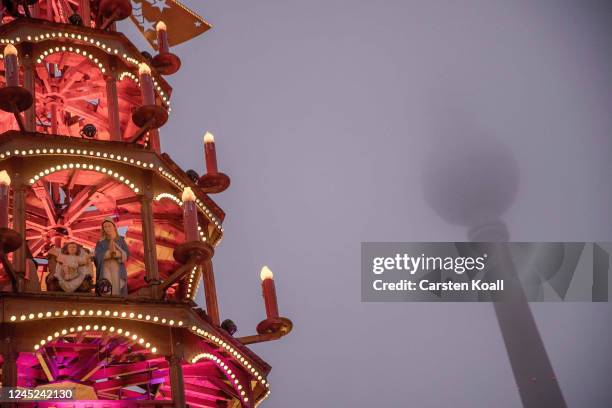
[
  {"x1": 0, "y1": 131, "x2": 223, "y2": 300},
  {"x1": 0, "y1": 18, "x2": 174, "y2": 144},
  {"x1": 0, "y1": 292, "x2": 272, "y2": 407}
]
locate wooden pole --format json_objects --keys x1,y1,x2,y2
[
  {"x1": 139, "y1": 173, "x2": 159, "y2": 298},
  {"x1": 1, "y1": 351, "x2": 18, "y2": 407},
  {"x1": 1, "y1": 324, "x2": 18, "y2": 408},
  {"x1": 0, "y1": 182, "x2": 9, "y2": 229},
  {"x1": 148, "y1": 128, "x2": 161, "y2": 152},
  {"x1": 237, "y1": 332, "x2": 283, "y2": 345},
  {"x1": 203, "y1": 260, "x2": 220, "y2": 326},
  {"x1": 105, "y1": 57, "x2": 121, "y2": 141},
  {"x1": 50, "y1": 101, "x2": 58, "y2": 135},
  {"x1": 12, "y1": 160, "x2": 26, "y2": 289},
  {"x1": 79, "y1": 0, "x2": 91, "y2": 26},
  {"x1": 105, "y1": 76, "x2": 121, "y2": 141},
  {"x1": 31, "y1": 1, "x2": 40, "y2": 18},
  {"x1": 46, "y1": 0, "x2": 53, "y2": 20},
  {"x1": 23, "y1": 50, "x2": 36, "y2": 132},
  {"x1": 168, "y1": 328, "x2": 186, "y2": 408}
]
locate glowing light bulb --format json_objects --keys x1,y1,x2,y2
[
  {"x1": 203, "y1": 132, "x2": 215, "y2": 144},
  {"x1": 260, "y1": 266, "x2": 274, "y2": 281},
  {"x1": 0, "y1": 170, "x2": 11, "y2": 185},
  {"x1": 182, "y1": 187, "x2": 196, "y2": 202},
  {"x1": 4, "y1": 44, "x2": 17, "y2": 57},
  {"x1": 138, "y1": 63, "x2": 151, "y2": 76}
]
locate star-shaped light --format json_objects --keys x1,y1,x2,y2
[
  {"x1": 152, "y1": 0, "x2": 169, "y2": 12},
  {"x1": 141, "y1": 17, "x2": 155, "y2": 32}
]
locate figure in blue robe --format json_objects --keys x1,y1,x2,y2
[{"x1": 94, "y1": 218, "x2": 130, "y2": 296}]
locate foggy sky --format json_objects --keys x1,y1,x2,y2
[{"x1": 122, "y1": 1, "x2": 612, "y2": 406}]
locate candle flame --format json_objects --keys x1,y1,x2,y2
[
  {"x1": 182, "y1": 187, "x2": 196, "y2": 202},
  {"x1": 260, "y1": 266, "x2": 274, "y2": 281},
  {"x1": 4, "y1": 44, "x2": 17, "y2": 57},
  {"x1": 204, "y1": 131, "x2": 215, "y2": 144},
  {"x1": 156, "y1": 21, "x2": 167, "y2": 32},
  {"x1": 138, "y1": 62, "x2": 151, "y2": 76},
  {"x1": 0, "y1": 170, "x2": 10, "y2": 185}
]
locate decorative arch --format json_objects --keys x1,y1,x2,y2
[
  {"x1": 35, "y1": 45, "x2": 109, "y2": 73},
  {"x1": 154, "y1": 192, "x2": 182, "y2": 206},
  {"x1": 191, "y1": 352, "x2": 251, "y2": 405},
  {"x1": 28, "y1": 162, "x2": 140, "y2": 194},
  {"x1": 33, "y1": 323, "x2": 158, "y2": 354}
]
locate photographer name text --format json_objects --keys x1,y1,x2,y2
[{"x1": 372, "y1": 279, "x2": 504, "y2": 292}]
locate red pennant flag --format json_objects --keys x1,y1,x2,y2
[{"x1": 129, "y1": 0, "x2": 211, "y2": 50}]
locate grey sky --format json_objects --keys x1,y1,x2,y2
[{"x1": 122, "y1": 1, "x2": 612, "y2": 406}]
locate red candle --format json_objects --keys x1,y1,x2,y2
[
  {"x1": 260, "y1": 266, "x2": 279, "y2": 319},
  {"x1": 0, "y1": 170, "x2": 10, "y2": 228},
  {"x1": 182, "y1": 187, "x2": 199, "y2": 242},
  {"x1": 138, "y1": 63, "x2": 156, "y2": 106},
  {"x1": 203, "y1": 132, "x2": 218, "y2": 174},
  {"x1": 156, "y1": 21, "x2": 169, "y2": 54},
  {"x1": 4, "y1": 45, "x2": 19, "y2": 87}
]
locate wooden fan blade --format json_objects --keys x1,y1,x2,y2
[{"x1": 128, "y1": 0, "x2": 211, "y2": 50}]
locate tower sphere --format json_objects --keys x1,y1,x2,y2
[{"x1": 421, "y1": 125, "x2": 519, "y2": 228}]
